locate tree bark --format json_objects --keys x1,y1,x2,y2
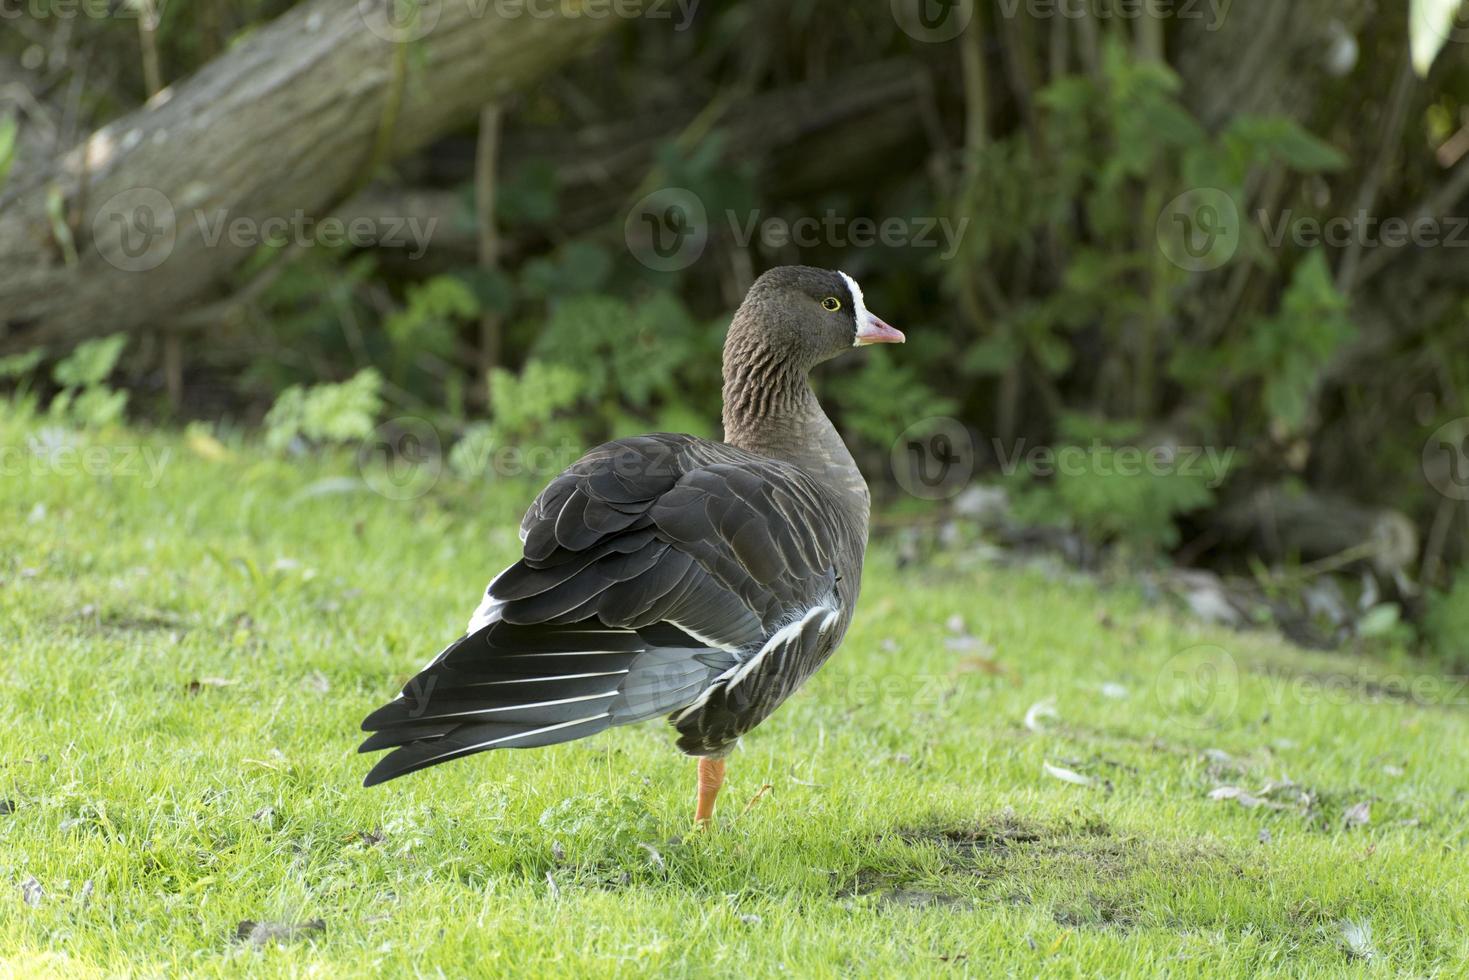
[
  {"x1": 339, "y1": 59, "x2": 930, "y2": 265},
  {"x1": 0, "y1": 0, "x2": 621, "y2": 352}
]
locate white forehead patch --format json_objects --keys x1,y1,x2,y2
[{"x1": 839, "y1": 271, "x2": 872, "y2": 346}]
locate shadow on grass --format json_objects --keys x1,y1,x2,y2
[{"x1": 840, "y1": 811, "x2": 1242, "y2": 931}]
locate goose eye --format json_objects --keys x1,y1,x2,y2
[{"x1": 822, "y1": 297, "x2": 842, "y2": 312}]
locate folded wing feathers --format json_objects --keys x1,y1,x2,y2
[{"x1": 362, "y1": 433, "x2": 855, "y2": 785}]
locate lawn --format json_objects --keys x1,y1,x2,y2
[{"x1": 3, "y1": 411, "x2": 1468, "y2": 977}]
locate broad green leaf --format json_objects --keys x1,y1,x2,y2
[{"x1": 54, "y1": 334, "x2": 127, "y2": 388}]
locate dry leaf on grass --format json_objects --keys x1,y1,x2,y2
[{"x1": 1043, "y1": 762, "x2": 1094, "y2": 787}]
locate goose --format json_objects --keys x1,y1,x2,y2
[{"x1": 360, "y1": 265, "x2": 905, "y2": 825}]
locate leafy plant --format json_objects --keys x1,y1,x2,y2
[
  {"x1": 450, "y1": 360, "x2": 586, "y2": 481},
  {"x1": 1011, "y1": 415, "x2": 1221, "y2": 555},
  {"x1": 385, "y1": 275, "x2": 480, "y2": 361},
  {"x1": 829, "y1": 356, "x2": 957, "y2": 448},
  {"x1": 264, "y1": 368, "x2": 384, "y2": 451},
  {"x1": 49, "y1": 334, "x2": 129, "y2": 427},
  {"x1": 1424, "y1": 574, "x2": 1469, "y2": 666}
]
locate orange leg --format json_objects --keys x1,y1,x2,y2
[{"x1": 694, "y1": 758, "x2": 726, "y2": 827}]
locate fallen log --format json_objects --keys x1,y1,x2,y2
[
  {"x1": 1213, "y1": 484, "x2": 1419, "y2": 576},
  {"x1": 0, "y1": 0, "x2": 622, "y2": 351}
]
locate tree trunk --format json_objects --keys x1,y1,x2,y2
[{"x1": 0, "y1": 0, "x2": 621, "y2": 352}]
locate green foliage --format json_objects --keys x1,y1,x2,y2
[
  {"x1": 264, "y1": 368, "x2": 384, "y2": 451},
  {"x1": 520, "y1": 241, "x2": 615, "y2": 300},
  {"x1": 47, "y1": 334, "x2": 129, "y2": 428},
  {"x1": 829, "y1": 356, "x2": 957, "y2": 448},
  {"x1": 54, "y1": 334, "x2": 127, "y2": 389},
  {"x1": 531, "y1": 291, "x2": 709, "y2": 412},
  {"x1": 488, "y1": 358, "x2": 585, "y2": 436},
  {"x1": 385, "y1": 275, "x2": 480, "y2": 359},
  {"x1": 1171, "y1": 251, "x2": 1355, "y2": 438},
  {"x1": 450, "y1": 360, "x2": 585, "y2": 480},
  {"x1": 0, "y1": 347, "x2": 46, "y2": 381},
  {"x1": 1012, "y1": 415, "x2": 1221, "y2": 554},
  {"x1": 949, "y1": 34, "x2": 1348, "y2": 426},
  {"x1": 1425, "y1": 575, "x2": 1469, "y2": 665},
  {"x1": 1242, "y1": 252, "x2": 1356, "y2": 436},
  {"x1": 498, "y1": 160, "x2": 560, "y2": 229},
  {"x1": 51, "y1": 386, "x2": 130, "y2": 429},
  {"x1": 1221, "y1": 116, "x2": 1348, "y2": 174}
]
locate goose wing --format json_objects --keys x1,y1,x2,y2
[{"x1": 360, "y1": 434, "x2": 857, "y2": 785}]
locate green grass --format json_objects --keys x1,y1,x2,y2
[{"x1": 2, "y1": 411, "x2": 1468, "y2": 977}]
